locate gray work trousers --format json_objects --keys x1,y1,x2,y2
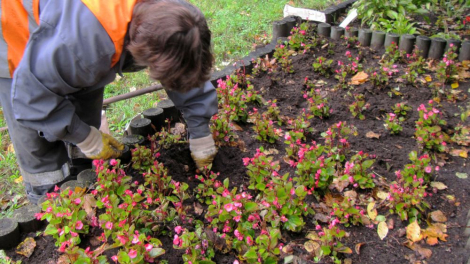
[{"x1": 0, "y1": 78, "x2": 103, "y2": 203}]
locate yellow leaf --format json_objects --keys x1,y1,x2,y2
[
  {"x1": 367, "y1": 202, "x2": 377, "y2": 220},
  {"x1": 424, "y1": 75, "x2": 432, "y2": 82},
  {"x1": 430, "y1": 182, "x2": 447, "y2": 190},
  {"x1": 377, "y1": 191, "x2": 389, "y2": 200},
  {"x1": 350, "y1": 71, "x2": 369, "y2": 85},
  {"x1": 451, "y1": 82, "x2": 459, "y2": 89},
  {"x1": 406, "y1": 221, "x2": 422, "y2": 242},
  {"x1": 7, "y1": 143, "x2": 15, "y2": 153},
  {"x1": 304, "y1": 240, "x2": 320, "y2": 253},
  {"x1": 16, "y1": 237, "x2": 36, "y2": 258},
  {"x1": 306, "y1": 231, "x2": 320, "y2": 241},
  {"x1": 377, "y1": 221, "x2": 389, "y2": 240},
  {"x1": 14, "y1": 176, "x2": 23, "y2": 184},
  {"x1": 450, "y1": 148, "x2": 468, "y2": 158},
  {"x1": 430, "y1": 210, "x2": 447, "y2": 222}
]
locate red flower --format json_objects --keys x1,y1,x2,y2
[{"x1": 464, "y1": 16, "x2": 470, "y2": 25}]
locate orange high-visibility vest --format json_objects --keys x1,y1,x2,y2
[{"x1": 0, "y1": 0, "x2": 137, "y2": 78}]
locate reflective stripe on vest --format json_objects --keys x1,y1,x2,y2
[
  {"x1": 0, "y1": 0, "x2": 39, "y2": 78},
  {"x1": 81, "y1": 0, "x2": 137, "y2": 67}
]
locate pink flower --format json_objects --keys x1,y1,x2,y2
[
  {"x1": 280, "y1": 215, "x2": 288, "y2": 222},
  {"x1": 128, "y1": 249, "x2": 137, "y2": 259},
  {"x1": 173, "y1": 235, "x2": 182, "y2": 247},
  {"x1": 117, "y1": 235, "x2": 127, "y2": 245},
  {"x1": 425, "y1": 166, "x2": 432, "y2": 173},
  {"x1": 234, "y1": 230, "x2": 244, "y2": 241},
  {"x1": 111, "y1": 256, "x2": 118, "y2": 262},
  {"x1": 76, "y1": 221, "x2": 84, "y2": 230},
  {"x1": 145, "y1": 243, "x2": 153, "y2": 251},
  {"x1": 132, "y1": 234, "x2": 140, "y2": 244},
  {"x1": 35, "y1": 212, "x2": 44, "y2": 220},
  {"x1": 105, "y1": 221, "x2": 113, "y2": 230},
  {"x1": 224, "y1": 203, "x2": 234, "y2": 212},
  {"x1": 74, "y1": 198, "x2": 81, "y2": 205},
  {"x1": 110, "y1": 159, "x2": 118, "y2": 166},
  {"x1": 174, "y1": 226, "x2": 183, "y2": 234},
  {"x1": 246, "y1": 236, "x2": 254, "y2": 245}
]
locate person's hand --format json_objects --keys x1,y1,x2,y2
[
  {"x1": 77, "y1": 127, "x2": 124, "y2": 160},
  {"x1": 190, "y1": 135, "x2": 217, "y2": 170}
]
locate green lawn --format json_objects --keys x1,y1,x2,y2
[{"x1": 0, "y1": 0, "x2": 337, "y2": 204}]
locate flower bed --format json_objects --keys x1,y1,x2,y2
[{"x1": 4, "y1": 3, "x2": 470, "y2": 264}]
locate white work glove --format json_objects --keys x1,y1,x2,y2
[
  {"x1": 76, "y1": 127, "x2": 124, "y2": 160},
  {"x1": 189, "y1": 135, "x2": 217, "y2": 170}
]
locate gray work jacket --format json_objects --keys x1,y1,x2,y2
[{"x1": 7, "y1": 0, "x2": 217, "y2": 144}]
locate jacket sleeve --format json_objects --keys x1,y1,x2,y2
[
  {"x1": 11, "y1": 0, "x2": 116, "y2": 144},
  {"x1": 165, "y1": 81, "x2": 218, "y2": 139}
]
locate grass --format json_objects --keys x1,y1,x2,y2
[{"x1": 0, "y1": 0, "x2": 337, "y2": 204}]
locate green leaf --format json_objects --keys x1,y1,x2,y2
[
  {"x1": 244, "y1": 202, "x2": 259, "y2": 212},
  {"x1": 118, "y1": 250, "x2": 130, "y2": 263},
  {"x1": 223, "y1": 178, "x2": 229, "y2": 188},
  {"x1": 149, "y1": 248, "x2": 165, "y2": 258},
  {"x1": 386, "y1": 10, "x2": 398, "y2": 19},
  {"x1": 255, "y1": 182, "x2": 266, "y2": 190},
  {"x1": 75, "y1": 258, "x2": 91, "y2": 264},
  {"x1": 243, "y1": 247, "x2": 258, "y2": 260},
  {"x1": 321, "y1": 245, "x2": 331, "y2": 256}
]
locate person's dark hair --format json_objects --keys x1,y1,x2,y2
[{"x1": 128, "y1": 0, "x2": 213, "y2": 92}]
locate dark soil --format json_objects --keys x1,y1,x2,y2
[{"x1": 5, "y1": 16, "x2": 470, "y2": 264}]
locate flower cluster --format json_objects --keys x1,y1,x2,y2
[
  {"x1": 384, "y1": 113, "x2": 404, "y2": 134},
  {"x1": 210, "y1": 111, "x2": 238, "y2": 145},
  {"x1": 349, "y1": 94, "x2": 370, "y2": 120},
  {"x1": 415, "y1": 100, "x2": 449, "y2": 152},
  {"x1": 312, "y1": 56, "x2": 334, "y2": 77},
  {"x1": 304, "y1": 87, "x2": 331, "y2": 119}
]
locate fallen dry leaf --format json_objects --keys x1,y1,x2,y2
[
  {"x1": 344, "y1": 258, "x2": 352, "y2": 264},
  {"x1": 344, "y1": 190, "x2": 357, "y2": 200},
  {"x1": 194, "y1": 202, "x2": 204, "y2": 215},
  {"x1": 451, "y1": 82, "x2": 459, "y2": 89},
  {"x1": 83, "y1": 194, "x2": 96, "y2": 217},
  {"x1": 377, "y1": 221, "x2": 389, "y2": 240},
  {"x1": 376, "y1": 191, "x2": 389, "y2": 200},
  {"x1": 430, "y1": 182, "x2": 448, "y2": 190},
  {"x1": 406, "y1": 221, "x2": 422, "y2": 242},
  {"x1": 230, "y1": 122, "x2": 243, "y2": 131},
  {"x1": 331, "y1": 177, "x2": 349, "y2": 192},
  {"x1": 405, "y1": 242, "x2": 432, "y2": 259},
  {"x1": 304, "y1": 240, "x2": 320, "y2": 253},
  {"x1": 16, "y1": 237, "x2": 36, "y2": 258},
  {"x1": 387, "y1": 218, "x2": 394, "y2": 230},
  {"x1": 355, "y1": 242, "x2": 365, "y2": 254},
  {"x1": 14, "y1": 176, "x2": 23, "y2": 184},
  {"x1": 422, "y1": 223, "x2": 448, "y2": 244},
  {"x1": 430, "y1": 210, "x2": 447, "y2": 222},
  {"x1": 264, "y1": 148, "x2": 279, "y2": 155},
  {"x1": 366, "y1": 131, "x2": 381, "y2": 139},
  {"x1": 450, "y1": 148, "x2": 468, "y2": 158},
  {"x1": 458, "y1": 69, "x2": 470, "y2": 79},
  {"x1": 350, "y1": 71, "x2": 369, "y2": 85}
]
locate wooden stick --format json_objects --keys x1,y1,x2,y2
[
  {"x1": 0, "y1": 85, "x2": 164, "y2": 133},
  {"x1": 102, "y1": 84, "x2": 164, "y2": 107}
]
